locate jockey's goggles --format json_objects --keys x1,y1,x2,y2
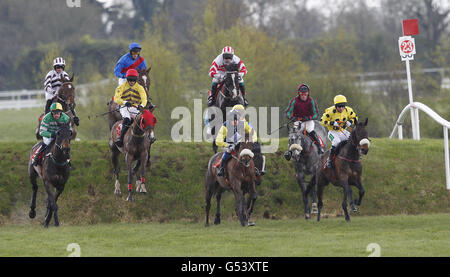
[
  {"x1": 127, "y1": 76, "x2": 138, "y2": 82},
  {"x1": 298, "y1": 85, "x2": 309, "y2": 93},
  {"x1": 335, "y1": 104, "x2": 346, "y2": 108},
  {"x1": 131, "y1": 49, "x2": 141, "y2": 55},
  {"x1": 54, "y1": 65, "x2": 65, "y2": 70},
  {"x1": 223, "y1": 53, "x2": 233, "y2": 60}
]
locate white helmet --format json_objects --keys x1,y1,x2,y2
[
  {"x1": 53, "y1": 57, "x2": 66, "y2": 69},
  {"x1": 222, "y1": 46, "x2": 234, "y2": 55}
]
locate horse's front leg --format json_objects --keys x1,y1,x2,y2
[
  {"x1": 29, "y1": 168, "x2": 38, "y2": 219},
  {"x1": 125, "y1": 153, "x2": 134, "y2": 202},
  {"x1": 43, "y1": 183, "x2": 56, "y2": 228},
  {"x1": 233, "y1": 184, "x2": 247, "y2": 227},
  {"x1": 309, "y1": 172, "x2": 318, "y2": 214},
  {"x1": 341, "y1": 179, "x2": 353, "y2": 222},
  {"x1": 112, "y1": 148, "x2": 121, "y2": 196},
  {"x1": 214, "y1": 189, "x2": 222, "y2": 225},
  {"x1": 351, "y1": 176, "x2": 365, "y2": 207},
  {"x1": 138, "y1": 152, "x2": 148, "y2": 193},
  {"x1": 53, "y1": 188, "x2": 63, "y2": 227},
  {"x1": 246, "y1": 184, "x2": 257, "y2": 226},
  {"x1": 296, "y1": 170, "x2": 310, "y2": 219}
]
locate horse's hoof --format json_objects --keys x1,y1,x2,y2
[
  {"x1": 140, "y1": 184, "x2": 147, "y2": 194},
  {"x1": 351, "y1": 206, "x2": 358, "y2": 213},
  {"x1": 248, "y1": 221, "x2": 255, "y2": 226},
  {"x1": 126, "y1": 194, "x2": 133, "y2": 202},
  {"x1": 345, "y1": 217, "x2": 351, "y2": 222},
  {"x1": 29, "y1": 210, "x2": 36, "y2": 219},
  {"x1": 311, "y1": 203, "x2": 318, "y2": 214},
  {"x1": 305, "y1": 213, "x2": 311, "y2": 219},
  {"x1": 214, "y1": 218, "x2": 220, "y2": 225}
]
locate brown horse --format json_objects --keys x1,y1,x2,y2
[
  {"x1": 109, "y1": 108, "x2": 155, "y2": 202},
  {"x1": 316, "y1": 118, "x2": 371, "y2": 222},
  {"x1": 28, "y1": 123, "x2": 72, "y2": 227},
  {"x1": 205, "y1": 140, "x2": 258, "y2": 227},
  {"x1": 36, "y1": 75, "x2": 77, "y2": 140},
  {"x1": 108, "y1": 67, "x2": 152, "y2": 130}
]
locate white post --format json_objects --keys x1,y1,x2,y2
[
  {"x1": 415, "y1": 107, "x2": 420, "y2": 140},
  {"x1": 398, "y1": 124, "x2": 403, "y2": 140},
  {"x1": 405, "y1": 59, "x2": 418, "y2": 140},
  {"x1": 444, "y1": 126, "x2": 449, "y2": 194}
]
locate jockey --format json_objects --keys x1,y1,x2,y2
[
  {"x1": 33, "y1": 102, "x2": 72, "y2": 166},
  {"x1": 320, "y1": 94, "x2": 358, "y2": 168},
  {"x1": 208, "y1": 46, "x2": 248, "y2": 107},
  {"x1": 113, "y1": 69, "x2": 148, "y2": 147},
  {"x1": 284, "y1": 83, "x2": 324, "y2": 161},
  {"x1": 114, "y1": 42, "x2": 148, "y2": 86},
  {"x1": 215, "y1": 105, "x2": 257, "y2": 177},
  {"x1": 44, "y1": 57, "x2": 70, "y2": 114}
]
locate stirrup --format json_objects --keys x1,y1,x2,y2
[{"x1": 217, "y1": 166, "x2": 225, "y2": 177}]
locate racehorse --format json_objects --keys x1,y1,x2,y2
[
  {"x1": 109, "y1": 107, "x2": 155, "y2": 202},
  {"x1": 208, "y1": 63, "x2": 245, "y2": 153},
  {"x1": 108, "y1": 67, "x2": 152, "y2": 130},
  {"x1": 287, "y1": 120, "x2": 328, "y2": 219},
  {"x1": 316, "y1": 118, "x2": 370, "y2": 222},
  {"x1": 36, "y1": 75, "x2": 77, "y2": 140},
  {"x1": 28, "y1": 123, "x2": 72, "y2": 227},
  {"x1": 205, "y1": 140, "x2": 257, "y2": 227}
]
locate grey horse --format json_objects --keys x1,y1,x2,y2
[{"x1": 285, "y1": 120, "x2": 328, "y2": 219}]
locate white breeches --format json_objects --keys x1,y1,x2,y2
[
  {"x1": 294, "y1": 120, "x2": 314, "y2": 133},
  {"x1": 120, "y1": 106, "x2": 139, "y2": 120},
  {"x1": 43, "y1": 137, "x2": 54, "y2": 145},
  {"x1": 328, "y1": 129, "x2": 351, "y2": 147}
]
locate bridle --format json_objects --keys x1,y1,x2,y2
[{"x1": 56, "y1": 82, "x2": 75, "y2": 111}]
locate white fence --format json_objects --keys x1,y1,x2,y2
[
  {"x1": 0, "y1": 79, "x2": 111, "y2": 110},
  {"x1": 389, "y1": 102, "x2": 450, "y2": 193}
]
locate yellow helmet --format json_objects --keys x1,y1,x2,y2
[
  {"x1": 231, "y1": 104, "x2": 245, "y2": 111},
  {"x1": 333, "y1": 95, "x2": 347, "y2": 105},
  {"x1": 50, "y1": 102, "x2": 63, "y2": 112}
]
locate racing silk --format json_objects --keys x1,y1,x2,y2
[
  {"x1": 114, "y1": 53, "x2": 147, "y2": 78},
  {"x1": 208, "y1": 54, "x2": 247, "y2": 80},
  {"x1": 320, "y1": 105, "x2": 358, "y2": 131},
  {"x1": 44, "y1": 70, "x2": 70, "y2": 94},
  {"x1": 284, "y1": 95, "x2": 319, "y2": 121},
  {"x1": 215, "y1": 120, "x2": 257, "y2": 148},
  {"x1": 39, "y1": 112, "x2": 71, "y2": 138},
  {"x1": 113, "y1": 81, "x2": 147, "y2": 107}
]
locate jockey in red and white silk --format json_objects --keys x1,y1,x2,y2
[{"x1": 207, "y1": 46, "x2": 248, "y2": 107}]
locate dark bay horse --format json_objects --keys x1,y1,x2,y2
[
  {"x1": 28, "y1": 123, "x2": 72, "y2": 227},
  {"x1": 205, "y1": 141, "x2": 257, "y2": 227},
  {"x1": 287, "y1": 120, "x2": 328, "y2": 219},
  {"x1": 108, "y1": 67, "x2": 152, "y2": 130},
  {"x1": 36, "y1": 75, "x2": 77, "y2": 140},
  {"x1": 316, "y1": 118, "x2": 371, "y2": 222},
  {"x1": 209, "y1": 63, "x2": 245, "y2": 153},
  {"x1": 109, "y1": 108, "x2": 155, "y2": 202}
]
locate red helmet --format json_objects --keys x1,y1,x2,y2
[
  {"x1": 297, "y1": 83, "x2": 310, "y2": 95},
  {"x1": 126, "y1": 69, "x2": 139, "y2": 78}
]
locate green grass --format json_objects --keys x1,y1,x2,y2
[{"x1": 0, "y1": 213, "x2": 449, "y2": 257}]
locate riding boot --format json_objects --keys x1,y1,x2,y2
[
  {"x1": 284, "y1": 150, "x2": 292, "y2": 161},
  {"x1": 208, "y1": 83, "x2": 218, "y2": 107},
  {"x1": 32, "y1": 143, "x2": 47, "y2": 166},
  {"x1": 44, "y1": 100, "x2": 52, "y2": 114},
  {"x1": 326, "y1": 146, "x2": 337, "y2": 168},
  {"x1": 309, "y1": 130, "x2": 324, "y2": 154},
  {"x1": 217, "y1": 152, "x2": 231, "y2": 177},
  {"x1": 117, "y1": 118, "x2": 131, "y2": 147},
  {"x1": 239, "y1": 83, "x2": 248, "y2": 106}
]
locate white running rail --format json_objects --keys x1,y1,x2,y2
[{"x1": 390, "y1": 101, "x2": 450, "y2": 193}]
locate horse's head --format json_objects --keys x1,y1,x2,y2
[
  {"x1": 351, "y1": 118, "x2": 370, "y2": 155},
  {"x1": 223, "y1": 63, "x2": 240, "y2": 99},
  {"x1": 237, "y1": 141, "x2": 254, "y2": 168},
  {"x1": 132, "y1": 107, "x2": 156, "y2": 138},
  {"x1": 288, "y1": 131, "x2": 312, "y2": 161},
  {"x1": 54, "y1": 123, "x2": 72, "y2": 157},
  {"x1": 57, "y1": 74, "x2": 75, "y2": 111},
  {"x1": 137, "y1": 67, "x2": 151, "y2": 94}
]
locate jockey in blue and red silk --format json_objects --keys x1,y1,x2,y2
[
  {"x1": 208, "y1": 46, "x2": 248, "y2": 107},
  {"x1": 114, "y1": 42, "x2": 148, "y2": 85},
  {"x1": 284, "y1": 83, "x2": 324, "y2": 160}
]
